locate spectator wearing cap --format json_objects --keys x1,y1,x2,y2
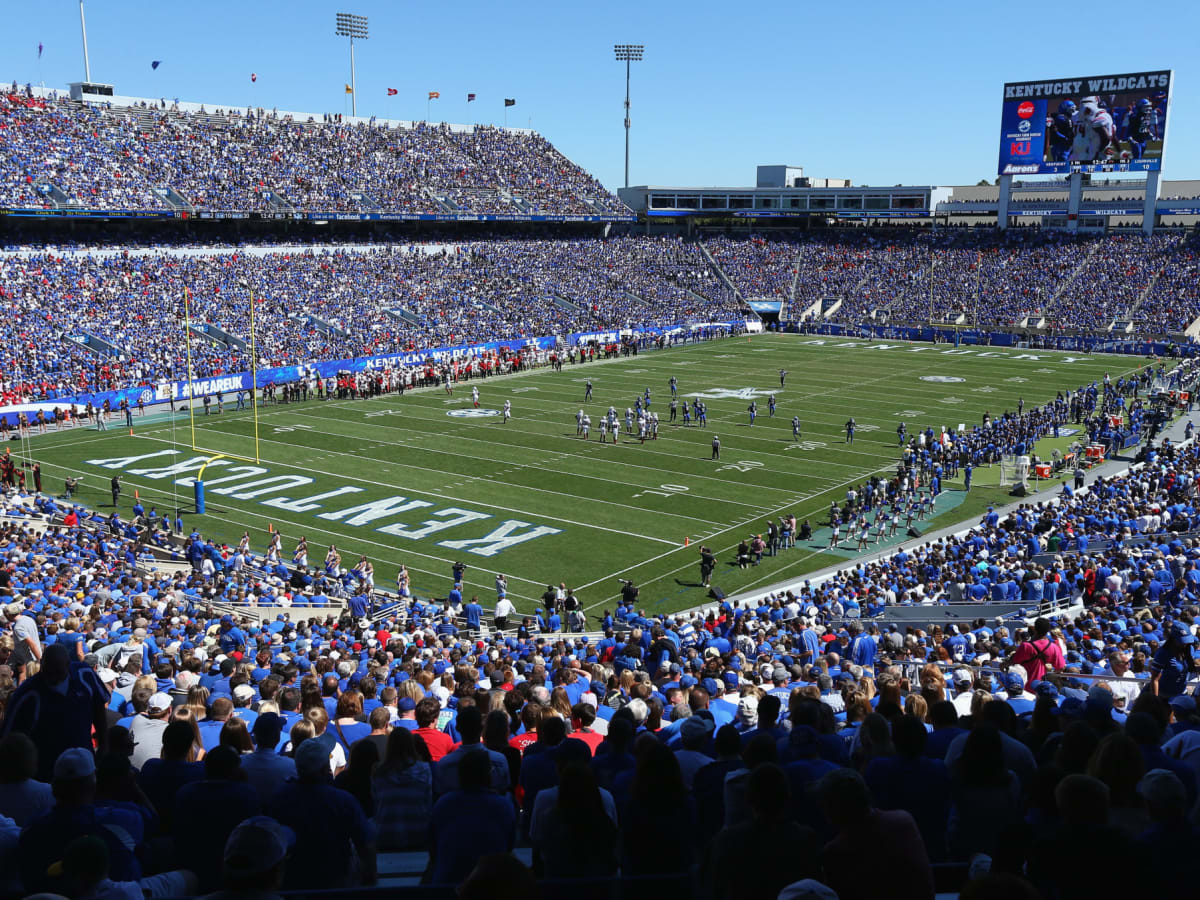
[
  {"x1": 392, "y1": 695, "x2": 419, "y2": 730},
  {"x1": 129, "y1": 692, "x2": 173, "y2": 770},
  {"x1": 230, "y1": 684, "x2": 259, "y2": 730},
  {"x1": 1, "y1": 644, "x2": 109, "y2": 781},
  {"x1": 674, "y1": 712, "x2": 715, "y2": 789},
  {"x1": 819, "y1": 767, "x2": 934, "y2": 900},
  {"x1": 201, "y1": 815, "x2": 295, "y2": 900},
  {"x1": 692, "y1": 724, "x2": 747, "y2": 842},
  {"x1": 18, "y1": 748, "x2": 145, "y2": 892},
  {"x1": 1001, "y1": 671, "x2": 1035, "y2": 717},
  {"x1": 0, "y1": 733, "x2": 54, "y2": 826},
  {"x1": 240, "y1": 714, "x2": 297, "y2": 806},
  {"x1": 172, "y1": 746, "x2": 262, "y2": 893},
  {"x1": 44, "y1": 834, "x2": 197, "y2": 900},
  {"x1": 267, "y1": 738, "x2": 377, "y2": 889},
  {"x1": 1150, "y1": 622, "x2": 1197, "y2": 698},
  {"x1": 705, "y1": 762, "x2": 819, "y2": 900}
]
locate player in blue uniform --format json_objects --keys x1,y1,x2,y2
[
  {"x1": 1047, "y1": 100, "x2": 1075, "y2": 163},
  {"x1": 768, "y1": 394, "x2": 776, "y2": 417}
]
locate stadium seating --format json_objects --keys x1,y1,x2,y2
[{"x1": 0, "y1": 88, "x2": 629, "y2": 216}]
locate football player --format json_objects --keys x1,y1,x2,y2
[
  {"x1": 1047, "y1": 99, "x2": 1076, "y2": 163},
  {"x1": 1069, "y1": 96, "x2": 1115, "y2": 163},
  {"x1": 1125, "y1": 98, "x2": 1159, "y2": 160}
]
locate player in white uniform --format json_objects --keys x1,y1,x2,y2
[
  {"x1": 1069, "y1": 96, "x2": 1116, "y2": 163},
  {"x1": 625, "y1": 408, "x2": 634, "y2": 434},
  {"x1": 471, "y1": 386, "x2": 480, "y2": 408},
  {"x1": 503, "y1": 400, "x2": 511, "y2": 423},
  {"x1": 650, "y1": 412, "x2": 659, "y2": 439},
  {"x1": 581, "y1": 414, "x2": 591, "y2": 439},
  {"x1": 576, "y1": 409, "x2": 584, "y2": 435},
  {"x1": 599, "y1": 417, "x2": 609, "y2": 443},
  {"x1": 637, "y1": 414, "x2": 647, "y2": 443}
]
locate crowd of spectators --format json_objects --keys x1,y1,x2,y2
[
  {"x1": 0, "y1": 87, "x2": 627, "y2": 216},
  {"x1": 0, "y1": 351, "x2": 1196, "y2": 897},
  {"x1": 0, "y1": 237, "x2": 745, "y2": 401},
  {"x1": 751, "y1": 228, "x2": 1200, "y2": 335}
]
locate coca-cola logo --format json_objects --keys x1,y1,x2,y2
[{"x1": 1017, "y1": 101, "x2": 1036, "y2": 119}]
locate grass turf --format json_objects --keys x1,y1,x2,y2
[{"x1": 24, "y1": 334, "x2": 1144, "y2": 618}]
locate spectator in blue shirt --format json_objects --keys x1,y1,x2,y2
[{"x1": 427, "y1": 745, "x2": 515, "y2": 884}]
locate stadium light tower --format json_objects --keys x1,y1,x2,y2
[
  {"x1": 336, "y1": 12, "x2": 369, "y2": 117},
  {"x1": 614, "y1": 44, "x2": 644, "y2": 189},
  {"x1": 79, "y1": 1, "x2": 92, "y2": 82}
]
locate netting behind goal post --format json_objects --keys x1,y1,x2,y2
[{"x1": 998, "y1": 454, "x2": 1020, "y2": 487}]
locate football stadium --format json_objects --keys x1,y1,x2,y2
[{"x1": 1, "y1": 7, "x2": 1198, "y2": 900}]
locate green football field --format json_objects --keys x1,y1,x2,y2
[{"x1": 27, "y1": 334, "x2": 1143, "y2": 618}]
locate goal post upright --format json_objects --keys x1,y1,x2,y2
[
  {"x1": 250, "y1": 284, "x2": 261, "y2": 464},
  {"x1": 182, "y1": 284, "x2": 261, "y2": 466}
]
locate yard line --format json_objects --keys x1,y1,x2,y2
[
  {"x1": 29, "y1": 457, "x2": 548, "y2": 601},
  {"x1": 279, "y1": 405, "x2": 823, "y2": 499},
  {"x1": 184, "y1": 419, "x2": 744, "y2": 525},
  {"x1": 262, "y1": 407, "x2": 800, "y2": 506},
  {"x1": 126, "y1": 431, "x2": 684, "y2": 545}
]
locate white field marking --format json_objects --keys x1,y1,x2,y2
[
  {"x1": 191, "y1": 419, "x2": 769, "y2": 522},
  {"x1": 30, "y1": 456, "x2": 547, "y2": 599},
  {"x1": 274, "y1": 408, "x2": 816, "y2": 504},
  {"x1": 126, "y1": 431, "x2": 684, "y2": 545},
  {"x1": 388, "y1": 397, "x2": 899, "y2": 471},
  {"x1": 269, "y1": 399, "x2": 865, "y2": 486},
  {"x1": 494, "y1": 368, "x2": 997, "y2": 441}
]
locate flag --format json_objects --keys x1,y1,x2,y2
[
  {"x1": 345, "y1": 84, "x2": 353, "y2": 94},
  {"x1": 387, "y1": 88, "x2": 398, "y2": 96},
  {"x1": 504, "y1": 98, "x2": 516, "y2": 107},
  {"x1": 151, "y1": 60, "x2": 161, "y2": 70},
  {"x1": 467, "y1": 93, "x2": 476, "y2": 102},
  {"x1": 428, "y1": 91, "x2": 440, "y2": 100},
  {"x1": 37, "y1": 43, "x2": 43, "y2": 59},
  {"x1": 251, "y1": 73, "x2": 257, "y2": 82}
]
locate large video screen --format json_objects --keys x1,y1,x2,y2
[{"x1": 998, "y1": 71, "x2": 1172, "y2": 176}]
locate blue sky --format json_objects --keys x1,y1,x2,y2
[{"x1": 5, "y1": 1, "x2": 1199, "y2": 191}]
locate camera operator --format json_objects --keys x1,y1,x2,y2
[{"x1": 620, "y1": 579, "x2": 639, "y2": 607}]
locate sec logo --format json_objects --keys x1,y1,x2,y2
[
  {"x1": 1017, "y1": 101, "x2": 1035, "y2": 119},
  {"x1": 137, "y1": 389, "x2": 155, "y2": 405},
  {"x1": 447, "y1": 408, "x2": 500, "y2": 418}
]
